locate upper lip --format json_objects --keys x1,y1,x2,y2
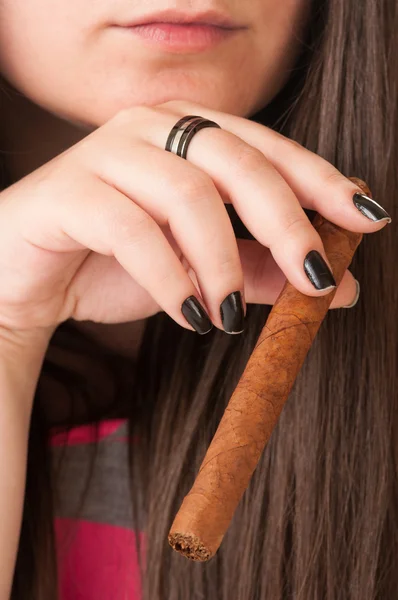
[{"x1": 120, "y1": 9, "x2": 245, "y2": 30}]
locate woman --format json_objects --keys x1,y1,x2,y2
[{"x1": 0, "y1": 0, "x2": 396, "y2": 598}]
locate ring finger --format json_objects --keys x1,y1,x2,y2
[
  {"x1": 141, "y1": 111, "x2": 338, "y2": 297},
  {"x1": 82, "y1": 135, "x2": 247, "y2": 333}
]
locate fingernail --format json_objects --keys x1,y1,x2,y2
[
  {"x1": 353, "y1": 193, "x2": 392, "y2": 223},
  {"x1": 343, "y1": 279, "x2": 360, "y2": 309},
  {"x1": 303, "y1": 250, "x2": 336, "y2": 291},
  {"x1": 220, "y1": 291, "x2": 245, "y2": 334},
  {"x1": 181, "y1": 296, "x2": 213, "y2": 335}
]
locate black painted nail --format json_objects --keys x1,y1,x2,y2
[
  {"x1": 303, "y1": 251, "x2": 336, "y2": 291},
  {"x1": 181, "y1": 296, "x2": 213, "y2": 335},
  {"x1": 220, "y1": 291, "x2": 245, "y2": 334},
  {"x1": 353, "y1": 193, "x2": 392, "y2": 223}
]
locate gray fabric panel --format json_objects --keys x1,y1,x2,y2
[{"x1": 52, "y1": 424, "x2": 140, "y2": 529}]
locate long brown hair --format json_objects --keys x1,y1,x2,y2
[{"x1": 4, "y1": 0, "x2": 398, "y2": 597}]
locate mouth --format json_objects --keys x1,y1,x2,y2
[
  {"x1": 120, "y1": 9, "x2": 245, "y2": 30},
  {"x1": 114, "y1": 9, "x2": 246, "y2": 53},
  {"x1": 118, "y1": 23, "x2": 241, "y2": 53}
]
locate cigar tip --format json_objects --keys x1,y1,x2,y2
[
  {"x1": 168, "y1": 532, "x2": 212, "y2": 562},
  {"x1": 348, "y1": 176, "x2": 372, "y2": 198}
]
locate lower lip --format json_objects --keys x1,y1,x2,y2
[{"x1": 120, "y1": 23, "x2": 238, "y2": 52}]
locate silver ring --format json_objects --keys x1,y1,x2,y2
[{"x1": 165, "y1": 115, "x2": 221, "y2": 159}]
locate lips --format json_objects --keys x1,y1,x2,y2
[
  {"x1": 120, "y1": 9, "x2": 244, "y2": 30},
  {"x1": 113, "y1": 9, "x2": 245, "y2": 53},
  {"x1": 119, "y1": 22, "x2": 239, "y2": 52}
]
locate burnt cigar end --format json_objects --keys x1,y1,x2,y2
[
  {"x1": 168, "y1": 532, "x2": 211, "y2": 562},
  {"x1": 167, "y1": 176, "x2": 368, "y2": 562}
]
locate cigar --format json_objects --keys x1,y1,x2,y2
[{"x1": 168, "y1": 178, "x2": 370, "y2": 561}]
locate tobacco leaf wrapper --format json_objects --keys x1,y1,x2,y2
[{"x1": 169, "y1": 177, "x2": 370, "y2": 561}]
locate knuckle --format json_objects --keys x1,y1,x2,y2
[
  {"x1": 282, "y1": 136, "x2": 307, "y2": 150},
  {"x1": 276, "y1": 134, "x2": 304, "y2": 154},
  {"x1": 158, "y1": 99, "x2": 201, "y2": 114},
  {"x1": 280, "y1": 213, "x2": 310, "y2": 238},
  {"x1": 115, "y1": 209, "x2": 156, "y2": 246},
  {"x1": 215, "y1": 247, "x2": 240, "y2": 275},
  {"x1": 270, "y1": 134, "x2": 309, "y2": 165},
  {"x1": 174, "y1": 172, "x2": 215, "y2": 205},
  {"x1": 30, "y1": 155, "x2": 76, "y2": 208},
  {"x1": 285, "y1": 137, "x2": 303, "y2": 151},
  {"x1": 158, "y1": 99, "x2": 188, "y2": 112},
  {"x1": 111, "y1": 104, "x2": 154, "y2": 127},
  {"x1": 323, "y1": 168, "x2": 347, "y2": 187},
  {"x1": 233, "y1": 144, "x2": 267, "y2": 175},
  {"x1": 155, "y1": 267, "x2": 180, "y2": 289}
]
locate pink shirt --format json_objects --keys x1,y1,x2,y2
[{"x1": 51, "y1": 419, "x2": 143, "y2": 599}]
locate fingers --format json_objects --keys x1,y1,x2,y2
[
  {"x1": 235, "y1": 239, "x2": 360, "y2": 309},
  {"x1": 336, "y1": 275, "x2": 360, "y2": 309},
  {"x1": 20, "y1": 173, "x2": 215, "y2": 334},
  {"x1": 32, "y1": 103, "x2": 370, "y2": 337},
  {"x1": 130, "y1": 105, "x2": 386, "y2": 300},
  {"x1": 159, "y1": 101, "x2": 391, "y2": 233},
  {"x1": 192, "y1": 132, "x2": 338, "y2": 296},
  {"x1": 85, "y1": 106, "x2": 363, "y2": 321},
  {"x1": 79, "y1": 132, "x2": 246, "y2": 333},
  {"x1": 242, "y1": 132, "x2": 391, "y2": 234},
  {"x1": 139, "y1": 115, "x2": 337, "y2": 297}
]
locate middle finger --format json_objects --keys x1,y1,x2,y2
[{"x1": 144, "y1": 114, "x2": 338, "y2": 297}]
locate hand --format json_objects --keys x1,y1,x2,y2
[{"x1": 0, "y1": 100, "x2": 390, "y2": 337}]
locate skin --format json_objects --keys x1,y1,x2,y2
[
  {"x1": 0, "y1": 0, "x2": 368, "y2": 364},
  {"x1": 0, "y1": 0, "x2": 313, "y2": 357},
  {"x1": 0, "y1": 0, "x2": 311, "y2": 128},
  {"x1": 0, "y1": 5, "x2": 386, "y2": 595}
]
